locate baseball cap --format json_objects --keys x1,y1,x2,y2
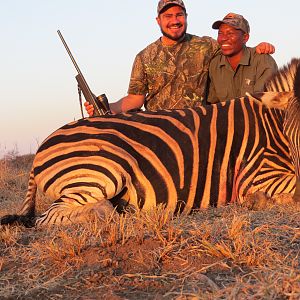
[
  {"x1": 157, "y1": 0, "x2": 186, "y2": 15},
  {"x1": 212, "y1": 13, "x2": 250, "y2": 34}
]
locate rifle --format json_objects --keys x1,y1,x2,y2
[{"x1": 57, "y1": 30, "x2": 111, "y2": 117}]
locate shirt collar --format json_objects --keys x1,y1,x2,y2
[{"x1": 219, "y1": 46, "x2": 250, "y2": 67}]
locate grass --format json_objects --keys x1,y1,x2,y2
[{"x1": 0, "y1": 154, "x2": 299, "y2": 299}]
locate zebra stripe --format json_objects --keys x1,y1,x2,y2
[{"x1": 1, "y1": 58, "x2": 300, "y2": 227}]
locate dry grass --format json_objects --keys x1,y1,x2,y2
[{"x1": 0, "y1": 155, "x2": 299, "y2": 299}]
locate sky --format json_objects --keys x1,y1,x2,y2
[{"x1": 1, "y1": 0, "x2": 299, "y2": 157}]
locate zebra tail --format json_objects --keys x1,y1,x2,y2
[{"x1": 0, "y1": 168, "x2": 37, "y2": 228}]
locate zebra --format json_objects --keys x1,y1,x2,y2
[{"x1": 1, "y1": 58, "x2": 300, "y2": 227}]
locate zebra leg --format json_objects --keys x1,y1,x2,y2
[
  {"x1": 244, "y1": 191, "x2": 297, "y2": 210},
  {"x1": 244, "y1": 178, "x2": 300, "y2": 208},
  {"x1": 269, "y1": 179, "x2": 300, "y2": 205},
  {"x1": 35, "y1": 194, "x2": 116, "y2": 227},
  {"x1": 272, "y1": 193, "x2": 294, "y2": 205}
]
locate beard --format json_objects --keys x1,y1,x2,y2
[{"x1": 160, "y1": 24, "x2": 187, "y2": 42}]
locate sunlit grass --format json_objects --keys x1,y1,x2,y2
[{"x1": 0, "y1": 154, "x2": 299, "y2": 299}]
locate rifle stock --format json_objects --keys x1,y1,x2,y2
[{"x1": 57, "y1": 30, "x2": 111, "y2": 117}]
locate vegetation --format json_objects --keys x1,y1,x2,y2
[{"x1": 0, "y1": 154, "x2": 299, "y2": 299}]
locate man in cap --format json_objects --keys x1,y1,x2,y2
[
  {"x1": 207, "y1": 13, "x2": 278, "y2": 103},
  {"x1": 85, "y1": 1, "x2": 274, "y2": 114}
]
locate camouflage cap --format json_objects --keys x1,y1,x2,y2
[
  {"x1": 157, "y1": 0, "x2": 186, "y2": 15},
  {"x1": 212, "y1": 13, "x2": 250, "y2": 34}
]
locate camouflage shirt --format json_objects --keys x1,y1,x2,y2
[{"x1": 128, "y1": 33, "x2": 219, "y2": 110}]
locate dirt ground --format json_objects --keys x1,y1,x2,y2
[{"x1": 0, "y1": 155, "x2": 299, "y2": 299}]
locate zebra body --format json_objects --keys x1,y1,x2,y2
[
  {"x1": 2, "y1": 59, "x2": 300, "y2": 227},
  {"x1": 20, "y1": 98, "x2": 296, "y2": 226}
]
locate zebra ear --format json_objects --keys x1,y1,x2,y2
[{"x1": 247, "y1": 91, "x2": 292, "y2": 110}]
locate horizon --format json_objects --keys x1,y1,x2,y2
[{"x1": 1, "y1": 0, "x2": 299, "y2": 157}]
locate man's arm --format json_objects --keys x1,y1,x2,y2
[
  {"x1": 110, "y1": 94, "x2": 145, "y2": 114},
  {"x1": 84, "y1": 94, "x2": 145, "y2": 116},
  {"x1": 211, "y1": 39, "x2": 275, "y2": 58},
  {"x1": 254, "y1": 55, "x2": 278, "y2": 93}
]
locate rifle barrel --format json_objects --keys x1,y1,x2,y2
[
  {"x1": 57, "y1": 29, "x2": 111, "y2": 116},
  {"x1": 57, "y1": 30, "x2": 82, "y2": 75}
]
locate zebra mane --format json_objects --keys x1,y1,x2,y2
[{"x1": 265, "y1": 58, "x2": 300, "y2": 93}]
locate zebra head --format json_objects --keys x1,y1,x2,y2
[{"x1": 250, "y1": 58, "x2": 300, "y2": 202}]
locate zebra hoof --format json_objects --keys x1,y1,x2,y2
[
  {"x1": 243, "y1": 191, "x2": 274, "y2": 210},
  {"x1": 115, "y1": 200, "x2": 137, "y2": 214},
  {"x1": 91, "y1": 201, "x2": 118, "y2": 222}
]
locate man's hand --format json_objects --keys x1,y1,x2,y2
[
  {"x1": 84, "y1": 101, "x2": 94, "y2": 117},
  {"x1": 256, "y1": 42, "x2": 275, "y2": 54}
]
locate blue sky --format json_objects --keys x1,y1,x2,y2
[{"x1": 1, "y1": 0, "x2": 299, "y2": 156}]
